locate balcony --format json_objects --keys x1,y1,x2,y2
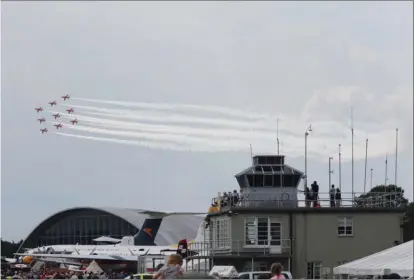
[
  {"x1": 212, "y1": 191, "x2": 407, "y2": 212},
  {"x1": 188, "y1": 238, "x2": 292, "y2": 257}
]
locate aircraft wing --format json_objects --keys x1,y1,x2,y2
[
  {"x1": 134, "y1": 210, "x2": 206, "y2": 218},
  {"x1": 14, "y1": 253, "x2": 140, "y2": 262}
]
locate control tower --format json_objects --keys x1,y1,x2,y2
[{"x1": 235, "y1": 155, "x2": 304, "y2": 208}]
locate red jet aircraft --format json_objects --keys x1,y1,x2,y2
[
  {"x1": 61, "y1": 94, "x2": 70, "y2": 101},
  {"x1": 66, "y1": 108, "x2": 74, "y2": 114},
  {"x1": 37, "y1": 118, "x2": 46, "y2": 123},
  {"x1": 52, "y1": 113, "x2": 60, "y2": 119},
  {"x1": 40, "y1": 128, "x2": 48, "y2": 134},
  {"x1": 70, "y1": 119, "x2": 78, "y2": 125},
  {"x1": 48, "y1": 101, "x2": 57, "y2": 106},
  {"x1": 54, "y1": 124, "x2": 63, "y2": 129},
  {"x1": 35, "y1": 107, "x2": 43, "y2": 113}
]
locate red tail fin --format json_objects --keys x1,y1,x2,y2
[{"x1": 176, "y1": 239, "x2": 188, "y2": 259}]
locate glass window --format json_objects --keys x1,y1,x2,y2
[
  {"x1": 257, "y1": 218, "x2": 268, "y2": 246},
  {"x1": 270, "y1": 222, "x2": 281, "y2": 246},
  {"x1": 264, "y1": 175, "x2": 273, "y2": 186},
  {"x1": 254, "y1": 175, "x2": 264, "y2": 187},
  {"x1": 307, "y1": 262, "x2": 322, "y2": 279},
  {"x1": 273, "y1": 175, "x2": 281, "y2": 187},
  {"x1": 245, "y1": 218, "x2": 256, "y2": 245},
  {"x1": 337, "y1": 217, "x2": 353, "y2": 236}
]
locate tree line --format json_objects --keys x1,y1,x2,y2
[{"x1": 1, "y1": 239, "x2": 23, "y2": 258}]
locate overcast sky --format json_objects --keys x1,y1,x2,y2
[{"x1": 1, "y1": 1, "x2": 413, "y2": 241}]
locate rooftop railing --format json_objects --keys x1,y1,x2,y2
[
  {"x1": 212, "y1": 191, "x2": 407, "y2": 211},
  {"x1": 188, "y1": 238, "x2": 292, "y2": 257}
]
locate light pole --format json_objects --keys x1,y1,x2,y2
[
  {"x1": 338, "y1": 144, "x2": 342, "y2": 191},
  {"x1": 329, "y1": 157, "x2": 334, "y2": 189},
  {"x1": 370, "y1": 168, "x2": 374, "y2": 190},
  {"x1": 304, "y1": 125, "x2": 312, "y2": 189}
]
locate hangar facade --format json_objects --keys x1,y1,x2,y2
[{"x1": 20, "y1": 207, "x2": 204, "y2": 249}]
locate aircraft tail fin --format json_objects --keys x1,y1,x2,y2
[
  {"x1": 133, "y1": 218, "x2": 162, "y2": 245},
  {"x1": 176, "y1": 239, "x2": 188, "y2": 259}
]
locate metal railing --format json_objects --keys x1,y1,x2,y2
[
  {"x1": 188, "y1": 239, "x2": 292, "y2": 257},
  {"x1": 211, "y1": 191, "x2": 407, "y2": 211}
]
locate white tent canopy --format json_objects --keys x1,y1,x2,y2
[{"x1": 334, "y1": 240, "x2": 413, "y2": 277}]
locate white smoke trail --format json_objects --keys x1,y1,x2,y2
[
  {"x1": 61, "y1": 104, "x2": 276, "y2": 131},
  {"x1": 72, "y1": 97, "x2": 272, "y2": 120},
  {"x1": 54, "y1": 132, "x2": 221, "y2": 152},
  {"x1": 52, "y1": 121, "x2": 246, "y2": 151},
  {"x1": 57, "y1": 112, "x2": 281, "y2": 140}
]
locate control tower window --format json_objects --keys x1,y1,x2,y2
[
  {"x1": 246, "y1": 175, "x2": 254, "y2": 187},
  {"x1": 272, "y1": 166, "x2": 282, "y2": 172},
  {"x1": 284, "y1": 175, "x2": 294, "y2": 187},
  {"x1": 262, "y1": 166, "x2": 272, "y2": 172},
  {"x1": 264, "y1": 175, "x2": 273, "y2": 186},
  {"x1": 254, "y1": 175, "x2": 264, "y2": 187},
  {"x1": 254, "y1": 166, "x2": 263, "y2": 172},
  {"x1": 273, "y1": 175, "x2": 282, "y2": 187}
]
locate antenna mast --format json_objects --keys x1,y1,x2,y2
[
  {"x1": 364, "y1": 138, "x2": 368, "y2": 194},
  {"x1": 384, "y1": 154, "x2": 388, "y2": 186},
  {"x1": 351, "y1": 107, "x2": 354, "y2": 200},
  {"x1": 250, "y1": 144, "x2": 253, "y2": 164},
  {"x1": 277, "y1": 117, "x2": 280, "y2": 155},
  {"x1": 395, "y1": 128, "x2": 398, "y2": 186},
  {"x1": 338, "y1": 144, "x2": 342, "y2": 191}
]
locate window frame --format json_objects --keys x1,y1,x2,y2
[
  {"x1": 307, "y1": 261, "x2": 322, "y2": 279},
  {"x1": 244, "y1": 217, "x2": 282, "y2": 247},
  {"x1": 337, "y1": 217, "x2": 354, "y2": 237},
  {"x1": 211, "y1": 216, "x2": 231, "y2": 249}
]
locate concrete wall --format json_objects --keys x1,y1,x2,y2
[
  {"x1": 293, "y1": 212, "x2": 404, "y2": 278},
  {"x1": 210, "y1": 211, "x2": 404, "y2": 278}
]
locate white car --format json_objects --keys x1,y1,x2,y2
[{"x1": 238, "y1": 271, "x2": 293, "y2": 279}]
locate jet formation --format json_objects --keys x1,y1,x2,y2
[{"x1": 34, "y1": 95, "x2": 78, "y2": 133}]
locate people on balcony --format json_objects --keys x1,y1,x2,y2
[{"x1": 329, "y1": 184, "x2": 336, "y2": 207}]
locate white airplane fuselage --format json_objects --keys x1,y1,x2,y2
[{"x1": 26, "y1": 244, "x2": 177, "y2": 257}]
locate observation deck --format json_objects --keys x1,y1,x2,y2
[{"x1": 212, "y1": 154, "x2": 407, "y2": 213}]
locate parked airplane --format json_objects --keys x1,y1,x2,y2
[
  {"x1": 61, "y1": 95, "x2": 70, "y2": 101},
  {"x1": 52, "y1": 113, "x2": 60, "y2": 119},
  {"x1": 16, "y1": 216, "x2": 206, "y2": 265},
  {"x1": 49, "y1": 101, "x2": 57, "y2": 106},
  {"x1": 66, "y1": 108, "x2": 74, "y2": 114},
  {"x1": 35, "y1": 107, "x2": 43, "y2": 113},
  {"x1": 38, "y1": 118, "x2": 46, "y2": 123},
  {"x1": 16, "y1": 230, "x2": 203, "y2": 264},
  {"x1": 54, "y1": 124, "x2": 63, "y2": 129},
  {"x1": 40, "y1": 128, "x2": 48, "y2": 134},
  {"x1": 70, "y1": 119, "x2": 78, "y2": 125}
]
